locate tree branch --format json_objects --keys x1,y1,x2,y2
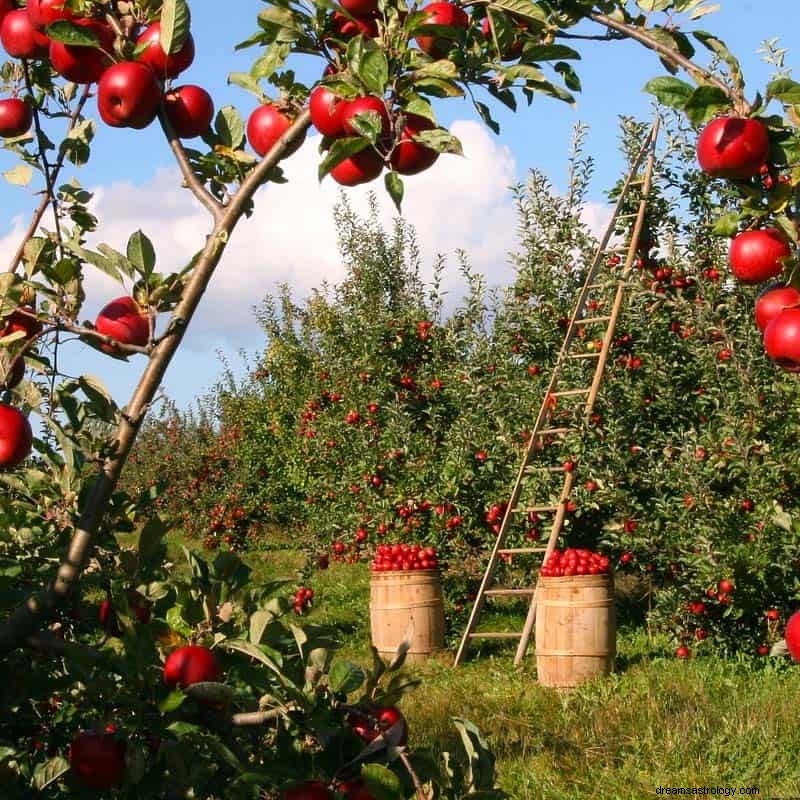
[
  {"x1": 0, "y1": 111, "x2": 312, "y2": 654},
  {"x1": 157, "y1": 106, "x2": 225, "y2": 223},
  {"x1": 7, "y1": 83, "x2": 92, "y2": 274},
  {"x1": 399, "y1": 751, "x2": 428, "y2": 800},
  {"x1": 589, "y1": 12, "x2": 749, "y2": 114},
  {"x1": 230, "y1": 708, "x2": 284, "y2": 726}
]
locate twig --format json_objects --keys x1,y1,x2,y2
[
  {"x1": 589, "y1": 12, "x2": 749, "y2": 114},
  {"x1": 7, "y1": 83, "x2": 92, "y2": 274},
  {"x1": 157, "y1": 106, "x2": 225, "y2": 223},
  {"x1": 0, "y1": 110, "x2": 312, "y2": 654},
  {"x1": 231, "y1": 708, "x2": 284, "y2": 726},
  {"x1": 399, "y1": 750, "x2": 427, "y2": 800}
]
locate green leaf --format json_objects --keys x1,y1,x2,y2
[
  {"x1": 159, "y1": 690, "x2": 187, "y2": 713},
  {"x1": 360, "y1": 764, "x2": 404, "y2": 800},
  {"x1": 221, "y1": 639, "x2": 284, "y2": 676},
  {"x1": 385, "y1": 171, "x2": 404, "y2": 213},
  {"x1": 127, "y1": 230, "x2": 157, "y2": 278},
  {"x1": 768, "y1": 78, "x2": 800, "y2": 105},
  {"x1": 32, "y1": 756, "x2": 69, "y2": 790},
  {"x1": 643, "y1": 76, "x2": 694, "y2": 109},
  {"x1": 710, "y1": 212, "x2": 739, "y2": 237},
  {"x1": 318, "y1": 137, "x2": 370, "y2": 181},
  {"x1": 683, "y1": 85, "x2": 731, "y2": 126},
  {"x1": 228, "y1": 72, "x2": 263, "y2": 100},
  {"x1": 160, "y1": 0, "x2": 191, "y2": 55},
  {"x1": 359, "y1": 49, "x2": 390, "y2": 96},
  {"x1": 249, "y1": 604, "x2": 281, "y2": 645},
  {"x1": 138, "y1": 515, "x2": 168, "y2": 562},
  {"x1": 411, "y1": 129, "x2": 463, "y2": 156},
  {"x1": 45, "y1": 20, "x2": 100, "y2": 46},
  {"x1": 452, "y1": 718, "x2": 497, "y2": 791},
  {"x1": 486, "y1": 0, "x2": 547, "y2": 26},
  {"x1": 329, "y1": 660, "x2": 366, "y2": 694},
  {"x1": 693, "y1": 30, "x2": 743, "y2": 93},
  {"x1": 215, "y1": 106, "x2": 246, "y2": 149},
  {"x1": 79, "y1": 374, "x2": 118, "y2": 421}
]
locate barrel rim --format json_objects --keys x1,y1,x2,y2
[
  {"x1": 370, "y1": 569, "x2": 442, "y2": 578},
  {"x1": 537, "y1": 573, "x2": 614, "y2": 585}
]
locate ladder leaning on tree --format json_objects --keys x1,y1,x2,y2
[{"x1": 453, "y1": 116, "x2": 661, "y2": 668}]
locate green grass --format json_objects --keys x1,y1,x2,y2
[{"x1": 168, "y1": 537, "x2": 800, "y2": 799}]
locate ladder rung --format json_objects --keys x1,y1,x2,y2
[
  {"x1": 498, "y1": 547, "x2": 548, "y2": 554},
  {"x1": 603, "y1": 246, "x2": 628, "y2": 254},
  {"x1": 616, "y1": 212, "x2": 639, "y2": 220},
  {"x1": 580, "y1": 316, "x2": 612, "y2": 324},
  {"x1": 535, "y1": 427, "x2": 570, "y2": 436},
  {"x1": 484, "y1": 587, "x2": 536, "y2": 597},
  {"x1": 469, "y1": 632, "x2": 522, "y2": 639},
  {"x1": 550, "y1": 389, "x2": 590, "y2": 397},
  {"x1": 512, "y1": 505, "x2": 559, "y2": 513},
  {"x1": 568, "y1": 352, "x2": 601, "y2": 360},
  {"x1": 524, "y1": 465, "x2": 567, "y2": 473}
]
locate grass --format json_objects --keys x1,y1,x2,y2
[{"x1": 167, "y1": 535, "x2": 800, "y2": 799}]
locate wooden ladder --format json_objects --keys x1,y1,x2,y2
[{"x1": 453, "y1": 117, "x2": 661, "y2": 668}]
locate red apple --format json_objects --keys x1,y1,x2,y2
[
  {"x1": 49, "y1": 19, "x2": 114, "y2": 84},
  {"x1": 1, "y1": 9, "x2": 50, "y2": 59},
  {"x1": 0, "y1": 0, "x2": 11, "y2": 26},
  {"x1": 95, "y1": 296, "x2": 149, "y2": 352},
  {"x1": 163, "y1": 645, "x2": 221, "y2": 688},
  {"x1": 247, "y1": 104, "x2": 305, "y2": 158},
  {"x1": 728, "y1": 229, "x2": 791, "y2": 284},
  {"x1": 0, "y1": 97, "x2": 32, "y2": 137},
  {"x1": 349, "y1": 706, "x2": 407, "y2": 745},
  {"x1": 755, "y1": 283, "x2": 800, "y2": 332},
  {"x1": 164, "y1": 85, "x2": 214, "y2": 139},
  {"x1": 97, "y1": 62, "x2": 162, "y2": 129},
  {"x1": 786, "y1": 610, "x2": 800, "y2": 662},
  {"x1": 340, "y1": 95, "x2": 390, "y2": 138},
  {"x1": 696, "y1": 116, "x2": 770, "y2": 180},
  {"x1": 135, "y1": 22, "x2": 195, "y2": 79},
  {"x1": 2, "y1": 305, "x2": 42, "y2": 339},
  {"x1": 764, "y1": 307, "x2": 800, "y2": 372},
  {"x1": 390, "y1": 113, "x2": 439, "y2": 175},
  {"x1": 338, "y1": 781, "x2": 376, "y2": 800},
  {"x1": 0, "y1": 403, "x2": 33, "y2": 469},
  {"x1": 675, "y1": 645, "x2": 691, "y2": 659},
  {"x1": 331, "y1": 11, "x2": 378, "y2": 39},
  {"x1": 282, "y1": 782, "x2": 335, "y2": 800},
  {"x1": 415, "y1": 2, "x2": 469, "y2": 58},
  {"x1": 309, "y1": 86, "x2": 347, "y2": 137},
  {"x1": 27, "y1": 0, "x2": 74, "y2": 27},
  {"x1": 340, "y1": 0, "x2": 379, "y2": 15},
  {"x1": 69, "y1": 731, "x2": 126, "y2": 790},
  {"x1": 718, "y1": 579, "x2": 735, "y2": 594},
  {"x1": 330, "y1": 147, "x2": 383, "y2": 186}
]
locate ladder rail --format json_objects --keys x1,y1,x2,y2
[{"x1": 453, "y1": 116, "x2": 661, "y2": 668}]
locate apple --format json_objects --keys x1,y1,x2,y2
[
  {"x1": 786, "y1": 610, "x2": 800, "y2": 662},
  {"x1": 696, "y1": 116, "x2": 770, "y2": 180},
  {"x1": 415, "y1": 2, "x2": 469, "y2": 59},
  {"x1": 97, "y1": 62, "x2": 162, "y2": 129},
  {"x1": 755, "y1": 283, "x2": 800, "y2": 332},
  {"x1": 389, "y1": 113, "x2": 439, "y2": 175},
  {"x1": 330, "y1": 147, "x2": 383, "y2": 186},
  {"x1": 0, "y1": 97, "x2": 32, "y2": 138},
  {"x1": 247, "y1": 105, "x2": 305, "y2": 158},
  {"x1": 2, "y1": 305, "x2": 42, "y2": 338},
  {"x1": 164, "y1": 85, "x2": 214, "y2": 139},
  {"x1": 0, "y1": 356, "x2": 24, "y2": 390},
  {"x1": 331, "y1": 11, "x2": 378, "y2": 39},
  {"x1": 1, "y1": 9, "x2": 50, "y2": 59},
  {"x1": 0, "y1": 403, "x2": 33, "y2": 469},
  {"x1": 309, "y1": 86, "x2": 347, "y2": 137},
  {"x1": 340, "y1": 95, "x2": 390, "y2": 138},
  {"x1": 282, "y1": 782, "x2": 335, "y2": 800},
  {"x1": 349, "y1": 706, "x2": 408, "y2": 745},
  {"x1": 69, "y1": 731, "x2": 126, "y2": 790},
  {"x1": 718, "y1": 579, "x2": 735, "y2": 594},
  {"x1": 338, "y1": 781, "x2": 376, "y2": 800},
  {"x1": 27, "y1": 0, "x2": 74, "y2": 27},
  {"x1": 136, "y1": 22, "x2": 195, "y2": 79},
  {"x1": 340, "y1": 0, "x2": 379, "y2": 15},
  {"x1": 163, "y1": 645, "x2": 221, "y2": 688},
  {"x1": 764, "y1": 307, "x2": 800, "y2": 372},
  {"x1": 0, "y1": 0, "x2": 11, "y2": 26},
  {"x1": 728, "y1": 229, "x2": 791, "y2": 284},
  {"x1": 766, "y1": 608, "x2": 780, "y2": 621},
  {"x1": 95, "y1": 296, "x2": 150, "y2": 352},
  {"x1": 675, "y1": 645, "x2": 691, "y2": 659},
  {"x1": 480, "y1": 14, "x2": 528, "y2": 60},
  {"x1": 49, "y1": 19, "x2": 113, "y2": 84}
]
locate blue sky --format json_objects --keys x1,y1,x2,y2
[{"x1": 1, "y1": 1, "x2": 798, "y2": 410}]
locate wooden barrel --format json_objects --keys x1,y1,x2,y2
[
  {"x1": 535, "y1": 573, "x2": 616, "y2": 688},
  {"x1": 370, "y1": 570, "x2": 445, "y2": 663}
]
